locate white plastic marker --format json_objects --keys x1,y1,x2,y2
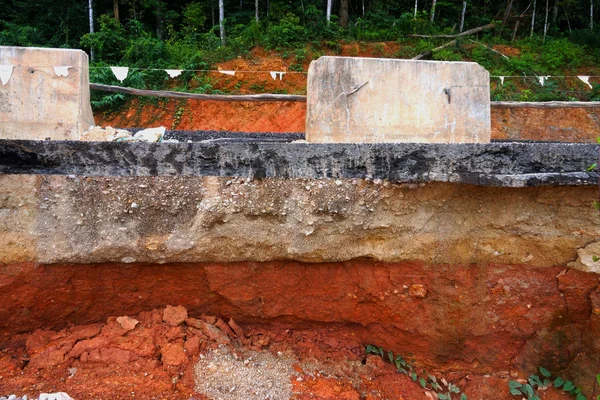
[
  {"x1": 498, "y1": 76, "x2": 505, "y2": 85},
  {"x1": 53, "y1": 66, "x2": 72, "y2": 77},
  {"x1": 578, "y1": 76, "x2": 593, "y2": 89},
  {"x1": 219, "y1": 70, "x2": 236, "y2": 76},
  {"x1": 269, "y1": 71, "x2": 285, "y2": 80},
  {"x1": 0, "y1": 64, "x2": 14, "y2": 85},
  {"x1": 165, "y1": 69, "x2": 182, "y2": 78},
  {"x1": 537, "y1": 76, "x2": 551, "y2": 86},
  {"x1": 110, "y1": 66, "x2": 129, "y2": 82}
]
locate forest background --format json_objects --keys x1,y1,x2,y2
[{"x1": 1, "y1": 0, "x2": 600, "y2": 109}]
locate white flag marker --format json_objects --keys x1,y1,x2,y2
[
  {"x1": 53, "y1": 66, "x2": 72, "y2": 77},
  {"x1": 0, "y1": 65, "x2": 14, "y2": 85},
  {"x1": 578, "y1": 75, "x2": 593, "y2": 89},
  {"x1": 269, "y1": 71, "x2": 285, "y2": 80},
  {"x1": 110, "y1": 66, "x2": 129, "y2": 82},
  {"x1": 165, "y1": 69, "x2": 182, "y2": 78},
  {"x1": 537, "y1": 76, "x2": 550, "y2": 86},
  {"x1": 218, "y1": 70, "x2": 236, "y2": 76}
]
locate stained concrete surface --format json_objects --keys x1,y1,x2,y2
[
  {"x1": 0, "y1": 46, "x2": 94, "y2": 140},
  {"x1": 306, "y1": 57, "x2": 491, "y2": 143}
]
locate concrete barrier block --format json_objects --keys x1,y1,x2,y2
[
  {"x1": 0, "y1": 46, "x2": 94, "y2": 140},
  {"x1": 306, "y1": 56, "x2": 491, "y2": 143}
]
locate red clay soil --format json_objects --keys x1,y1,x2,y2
[
  {"x1": 98, "y1": 98, "x2": 307, "y2": 133},
  {"x1": 0, "y1": 261, "x2": 598, "y2": 398},
  {"x1": 0, "y1": 305, "x2": 572, "y2": 400}
]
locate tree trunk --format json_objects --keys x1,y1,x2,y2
[
  {"x1": 543, "y1": 0, "x2": 549, "y2": 40},
  {"x1": 591, "y1": 0, "x2": 594, "y2": 30},
  {"x1": 414, "y1": 0, "x2": 418, "y2": 17},
  {"x1": 326, "y1": 0, "x2": 332, "y2": 22},
  {"x1": 430, "y1": 0, "x2": 437, "y2": 22},
  {"x1": 460, "y1": 0, "x2": 467, "y2": 32},
  {"x1": 502, "y1": 0, "x2": 514, "y2": 28},
  {"x1": 340, "y1": 0, "x2": 349, "y2": 27},
  {"x1": 88, "y1": 0, "x2": 94, "y2": 61},
  {"x1": 512, "y1": 19, "x2": 520, "y2": 40},
  {"x1": 363, "y1": 0, "x2": 366, "y2": 16},
  {"x1": 530, "y1": 0, "x2": 536, "y2": 36},
  {"x1": 156, "y1": 1, "x2": 164, "y2": 39},
  {"x1": 113, "y1": 0, "x2": 119, "y2": 22},
  {"x1": 219, "y1": 0, "x2": 226, "y2": 46},
  {"x1": 552, "y1": 0, "x2": 559, "y2": 23},
  {"x1": 255, "y1": 0, "x2": 259, "y2": 21}
]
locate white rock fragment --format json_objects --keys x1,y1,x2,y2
[
  {"x1": 133, "y1": 126, "x2": 166, "y2": 142},
  {"x1": 38, "y1": 393, "x2": 74, "y2": 400}
]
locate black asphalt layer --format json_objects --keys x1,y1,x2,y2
[
  {"x1": 161, "y1": 129, "x2": 304, "y2": 142},
  {"x1": 1, "y1": 139, "x2": 598, "y2": 187}
]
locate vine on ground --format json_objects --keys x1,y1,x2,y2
[
  {"x1": 365, "y1": 345, "x2": 467, "y2": 400},
  {"x1": 508, "y1": 367, "x2": 587, "y2": 400}
]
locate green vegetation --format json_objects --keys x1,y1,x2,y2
[
  {"x1": 508, "y1": 367, "x2": 588, "y2": 400},
  {"x1": 2, "y1": 0, "x2": 600, "y2": 110},
  {"x1": 366, "y1": 344, "x2": 468, "y2": 399}
]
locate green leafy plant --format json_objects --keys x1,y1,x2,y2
[
  {"x1": 508, "y1": 367, "x2": 586, "y2": 400},
  {"x1": 366, "y1": 345, "x2": 467, "y2": 400}
]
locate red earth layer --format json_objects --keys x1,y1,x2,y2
[
  {"x1": 0, "y1": 305, "x2": 573, "y2": 400},
  {"x1": 0, "y1": 261, "x2": 599, "y2": 398}
]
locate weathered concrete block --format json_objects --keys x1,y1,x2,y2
[
  {"x1": 306, "y1": 56, "x2": 491, "y2": 143},
  {"x1": 0, "y1": 46, "x2": 94, "y2": 140}
]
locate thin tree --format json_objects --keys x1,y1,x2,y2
[
  {"x1": 543, "y1": 0, "x2": 549, "y2": 40},
  {"x1": 591, "y1": 0, "x2": 594, "y2": 30},
  {"x1": 113, "y1": 0, "x2": 119, "y2": 22},
  {"x1": 88, "y1": 0, "x2": 94, "y2": 61},
  {"x1": 219, "y1": 0, "x2": 226, "y2": 46},
  {"x1": 430, "y1": 0, "x2": 437, "y2": 22},
  {"x1": 340, "y1": 0, "x2": 349, "y2": 27},
  {"x1": 530, "y1": 0, "x2": 537, "y2": 36},
  {"x1": 460, "y1": 0, "x2": 467, "y2": 32},
  {"x1": 414, "y1": 0, "x2": 418, "y2": 17},
  {"x1": 255, "y1": 0, "x2": 259, "y2": 21},
  {"x1": 551, "y1": 0, "x2": 559, "y2": 24},
  {"x1": 326, "y1": 0, "x2": 332, "y2": 22}
]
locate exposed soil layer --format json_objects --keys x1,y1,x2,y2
[
  {"x1": 0, "y1": 261, "x2": 599, "y2": 398},
  {"x1": 0, "y1": 304, "x2": 574, "y2": 400}
]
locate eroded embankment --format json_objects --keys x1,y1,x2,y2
[
  {"x1": 0, "y1": 261, "x2": 599, "y2": 398},
  {"x1": 1, "y1": 140, "x2": 600, "y2": 397}
]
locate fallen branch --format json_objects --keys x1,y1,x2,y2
[
  {"x1": 90, "y1": 83, "x2": 307, "y2": 102},
  {"x1": 491, "y1": 101, "x2": 600, "y2": 109},
  {"x1": 408, "y1": 23, "x2": 496, "y2": 39},
  {"x1": 412, "y1": 39, "x2": 457, "y2": 60},
  {"x1": 468, "y1": 39, "x2": 510, "y2": 59}
]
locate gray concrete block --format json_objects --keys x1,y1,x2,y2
[
  {"x1": 306, "y1": 56, "x2": 491, "y2": 143},
  {"x1": 0, "y1": 46, "x2": 94, "y2": 140}
]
